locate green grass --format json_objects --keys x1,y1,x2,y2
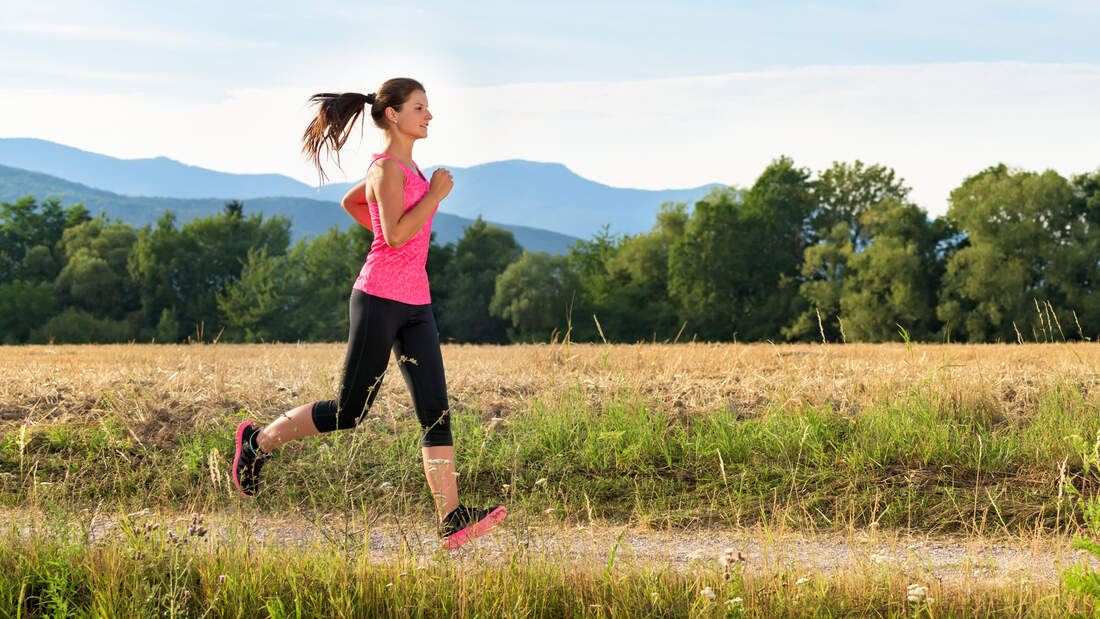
[
  {"x1": 0, "y1": 519, "x2": 1089, "y2": 618},
  {"x1": 4, "y1": 379, "x2": 1099, "y2": 536}
]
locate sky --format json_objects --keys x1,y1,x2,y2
[{"x1": 2, "y1": 0, "x2": 1099, "y2": 215}]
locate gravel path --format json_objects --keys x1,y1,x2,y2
[{"x1": 8, "y1": 510, "x2": 1096, "y2": 585}]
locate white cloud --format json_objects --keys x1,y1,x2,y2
[
  {"x1": 0, "y1": 21, "x2": 283, "y2": 50},
  {"x1": 1, "y1": 62, "x2": 1097, "y2": 216}
]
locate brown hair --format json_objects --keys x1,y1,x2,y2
[{"x1": 301, "y1": 77, "x2": 425, "y2": 184}]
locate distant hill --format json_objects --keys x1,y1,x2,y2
[
  {"x1": 0, "y1": 138, "x2": 724, "y2": 238},
  {"x1": 0, "y1": 164, "x2": 578, "y2": 254}
]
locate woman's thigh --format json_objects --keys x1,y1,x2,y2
[
  {"x1": 392, "y1": 305, "x2": 451, "y2": 445},
  {"x1": 312, "y1": 291, "x2": 405, "y2": 432}
]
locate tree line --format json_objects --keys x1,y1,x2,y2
[{"x1": 1, "y1": 158, "x2": 1098, "y2": 345}]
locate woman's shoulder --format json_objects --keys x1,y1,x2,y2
[{"x1": 367, "y1": 156, "x2": 408, "y2": 182}]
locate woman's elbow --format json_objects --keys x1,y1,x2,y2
[{"x1": 383, "y1": 232, "x2": 405, "y2": 250}]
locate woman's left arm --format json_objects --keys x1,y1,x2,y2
[{"x1": 340, "y1": 180, "x2": 372, "y2": 229}]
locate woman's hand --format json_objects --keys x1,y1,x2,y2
[{"x1": 428, "y1": 168, "x2": 454, "y2": 201}]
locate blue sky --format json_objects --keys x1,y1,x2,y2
[{"x1": 2, "y1": 1, "x2": 1099, "y2": 213}]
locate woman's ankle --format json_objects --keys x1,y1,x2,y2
[{"x1": 253, "y1": 429, "x2": 273, "y2": 454}]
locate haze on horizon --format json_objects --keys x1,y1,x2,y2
[{"x1": 2, "y1": 1, "x2": 1098, "y2": 216}]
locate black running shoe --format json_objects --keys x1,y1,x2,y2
[
  {"x1": 440, "y1": 504, "x2": 507, "y2": 549},
  {"x1": 232, "y1": 422, "x2": 270, "y2": 497}
]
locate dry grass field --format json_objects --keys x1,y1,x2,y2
[
  {"x1": 4, "y1": 340, "x2": 1097, "y2": 443},
  {"x1": 2, "y1": 341, "x2": 1099, "y2": 616}
]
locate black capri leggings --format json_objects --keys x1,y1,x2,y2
[{"x1": 311, "y1": 290, "x2": 452, "y2": 447}]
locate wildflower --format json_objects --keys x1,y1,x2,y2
[
  {"x1": 906, "y1": 583, "x2": 932, "y2": 603},
  {"x1": 502, "y1": 484, "x2": 511, "y2": 490},
  {"x1": 651, "y1": 591, "x2": 659, "y2": 601},
  {"x1": 725, "y1": 597, "x2": 743, "y2": 607},
  {"x1": 869, "y1": 521, "x2": 879, "y2": 528},
  {"x1": 535, "y1": 478, "x2": 547, "y2": 486},
  {"x1": 217, "y1": 575, "x2": 226, "y2": 585},
  {"x1": 795, "y1": 577, "x2": 810, "y2": 585},
  {"x1": 380, "y1": 482, "x2": 394, "y2": 489},
  {"x1": 700, "y1": 586, "x2": 716, "y2": 600},
  {"x1": 182, "y1": 590, "x2": 191, "y2": 600}
]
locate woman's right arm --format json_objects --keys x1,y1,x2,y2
[{"x1": 373, "y1": 160, "x2": 452, "y2": 250}]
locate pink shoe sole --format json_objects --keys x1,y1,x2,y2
[
  {"x1": 231, "y1": 421, "x2": 254, "y2": 497},
  {"x1": 442, "y1": 506, "x2": 508, "y2": 550}
]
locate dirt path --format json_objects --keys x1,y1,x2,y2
[{"x1": 7, "y1": 509, "x2": 1095, "y2": 586}]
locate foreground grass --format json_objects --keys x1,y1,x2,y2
[
  {"x1": 1, "y1": 521, "x2": 1091, "y2": 618},
  {"x1": 2, "y1": 343, "x2": 1099, "y2": 536}
]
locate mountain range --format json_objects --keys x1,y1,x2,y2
[
  {"x1": 0, "y1": 138, "x2": 724, "y2": 248},
  {"x1": 0, "y1": 164, "x2": 577, "y2": 253}
]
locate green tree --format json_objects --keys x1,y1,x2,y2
[
  {"x1": 786, "y1": 222, "x2": 853, "y2": 341},
  {"x1": 788, "y1": 161, "x2": 912, "y2": 340},
  {"x1": 811, "y1": 160, "x2": 910, "y2": 246},
  {"x1": 0, "y1": 196, "x2": 89, "y2": 284},
  {"x1": 437, "y1": 217, "x2": 522, "y2": 343},
  {"x1": 838, "y1": 199, "x2": 948, "y2": 341},
  {"x1": 56, "y1": 216, "x2": 139, "y2": 318},
  {"x1": 293, "y1": 226, "x2": 371, "y2": 341},
  {"x1": 30, "y1": 307, "x2": 137, "y2": 344},
  {"x1": 598, "y1": 202, "x2": 688, "y2": 342},
  {"x1": 1046, "y1": 168, "x2": 1100, "y2": 339},
  {"x1": 128, "y1": 204, "x2": 290, "y2": 341},
  {"x1": 564, "y1": 225, "x2": 624, "y2": 341},
  {"x1": 671, "y1": 157, "x2": 814, "y2": 341},
  {"x1": 490, "y1": 250, "x2": 580, "y2": 342},
  {"x1": 217, "y1": 246, "x2": 300, "y2": 342},
  {"x1": 0, "y1": 280, "x2": 59, "y2": 343},
  {"x1": 938, "y1": 165, "x2": 1077, "y2": 342},
  {"x1": 426, "y1": 232, "x2": 455, "y2": 319}
]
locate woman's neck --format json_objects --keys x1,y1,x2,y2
[{"x1": 382, "y1": 133, "x2": 416, "y2": 164}]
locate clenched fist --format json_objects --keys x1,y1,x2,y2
[{"x1": 429, "y1": 168, "x2": 454, "y2": 200}]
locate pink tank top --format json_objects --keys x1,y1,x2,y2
[{"x1": 352, "y1": 153, "x2": 435, "y2": 304}]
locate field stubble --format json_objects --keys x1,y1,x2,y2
[
  {"x1": 2, "y1": 341, "x2": 1100, "y2": 533},
  {"x1": 3, "y1": 341, "x2": 1100, "y2": 616}
]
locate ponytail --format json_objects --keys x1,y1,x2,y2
[
  {"x1": 301, "y1": 92, "x2": 371, "y2": 185},
  {"x1": 301, "y1": 78, "x2": 426, "y2": 186}
]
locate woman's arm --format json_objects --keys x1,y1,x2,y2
[
  {"x1": 340, "y1": 180, "x2": 372, "y2": 230},
  {"x1": 372, "y1": 159, "x2": 452, "y2": 250}
]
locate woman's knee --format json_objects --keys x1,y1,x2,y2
[
  {"x1": 420, "y1": 411, "x2": 453, "y2": 447},
  {"x1": 312, "y1": 398, "x2": 368, "y2": 432}
]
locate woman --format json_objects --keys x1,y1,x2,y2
[{"x1": 231, "y1": 78, "x2": 506, "y2": 550}]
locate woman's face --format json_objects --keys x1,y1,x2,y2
[{"x1": 390, "y1": 90, "x2": 431, "y2": 140}]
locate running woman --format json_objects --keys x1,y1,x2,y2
[{"x1": 231, "y1": 77, "x2": 506, "y2": 550}]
